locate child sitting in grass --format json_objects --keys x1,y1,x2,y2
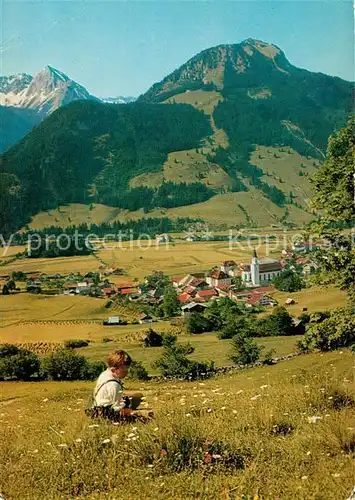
[{"x1": 86, "y1": 349, "x2": 150, "y2": 421}]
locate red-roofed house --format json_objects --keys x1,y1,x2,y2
[
  {"x1": 120, "y1": 287, "x2": 139, "y2": 296},
  {"x1": 195, "y1": 289, "x2": 218, "y2": 301},
  {"x1": 103, "y1": 287, "x2": 117, "y2": 298},
  {"x1": 246, "y1": 292, "x2": 277, "y2": 307},
  {"x1": 178, "y1": 292, "x2": 193, "y2": 304}
]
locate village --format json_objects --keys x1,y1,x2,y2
[{"x1": 0, "y1": 241, "x2": 319, "y2": 325}]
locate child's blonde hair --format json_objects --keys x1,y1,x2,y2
[{"x1": 107, "y1": 350, "x2": 132, "y2": 369}]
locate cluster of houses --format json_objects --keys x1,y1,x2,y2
[
  {"x1": 168, "y1": 250, "x2": 281, "y2": 314},
  {"x1": 171, "y1": 248, "x2": 318, "y2": 315},
  {"x1": 2, "y1": 244, "x2": 319, "y2": 317}
]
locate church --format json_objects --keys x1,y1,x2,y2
[{"x1": 241, "y1": 249, "x2": 282, "y2": 286}]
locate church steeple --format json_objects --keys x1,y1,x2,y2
[{"x1": 251, "y1": 248, "x2": 260, "y2": 286}]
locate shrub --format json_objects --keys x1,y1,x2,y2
[
  {"x1": 161, "y1": 333, "x2": 177, "y2": 347},
  {"x1": 127, "y1": 360, "x2": 149, "y2": 381},
  {"x1": 0, "y1": 345, "x2": 40, "y2": 380},
  {"x1": 273, "y1": 269, "x2": 305, "y2": 292},
  {"x1": 41, "y1": 348, "x2": 90, "y2": 380},
  {"x1": 154, "y1": 337, "x2": 212, "y2": 380},
  {"x1": 105, "y1": 300, "x2": 113, "y2": 309},
  {"x1": 84, "y1": 361, "x2": 106, "y2": 380},
  {"x1": 185, "y1": 312, "x2": 211, "y2": 334},
  {"x1": 217, "y1": 317, "x2": 251, "y2": 340},
  {"x1": 143, "y1": 329, "x2": 163, "y2": 347},
  {"x1": 64, "y1": 339, "x2": 89, "y2": 349},
  {"x1": 262, "y1": 349, "x2": 276, "y2": 365},
  {"x1": 102, "y1": 337, "x2": 113, "y2": 343},
  {"x1": 230, "y1": 333, "x2": 262, "y2": 365},
  {"x1": 0, "y1": 344, "x2": 20, "y2": 358},
  {"x1": 256, "y1": 306, "x2": 294, "y2": 336},
  {"x1": 299, "y1": 307, "x2": 355, "y2": 352},
  {"x1": 298, "y1": 312, "x2": 311, "y2": 324}
]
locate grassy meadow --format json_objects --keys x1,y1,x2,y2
[{"x1": 1, "y1": 350, "x2": 354, "y2": 499}]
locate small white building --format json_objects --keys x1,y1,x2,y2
[
  {"x1": 206, "y1": 270, "x2": 232, "y2": 288},
  {"x1": 220, "y1": 260, "x2": 237, "y2": 274}
]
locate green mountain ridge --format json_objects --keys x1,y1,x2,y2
[{"x1": 0, "y1": 39, "x2": 353, "y2": 235}]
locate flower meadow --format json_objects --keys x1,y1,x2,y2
[{"x1": 0, "y1": 350, "x2": 354, "y2": 499}]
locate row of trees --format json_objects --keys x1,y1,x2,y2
[{"x1": 186, "y1": 299, "x2": 300, "y2": 338}]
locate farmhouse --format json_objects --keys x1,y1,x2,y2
[
  {"x1": 181, "y1": 302, "x2": 208, "y2": 315},
  {"x1": 206, "y1": 270, "x2": 232, "y2": 288},
  {"x1": 195, "y1": 288, "x2": 218, "y2": 302},
  {"x1": 138, "y1": 313, "x2": 154, "y2": 324},
  {"x1": 241, "y1": 250, "x2": 282, "y2": 286}
]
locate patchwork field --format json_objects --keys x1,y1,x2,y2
[
  {"x1": 1, "y1": 236, "x2": 302, "y2": 280},
  {"x1": 1, "y1": 351, "x2": 354, "y2": 499}
]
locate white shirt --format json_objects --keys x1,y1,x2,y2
[{"x1": 94, "y1": 368, "x2": 125, "y2": 411}]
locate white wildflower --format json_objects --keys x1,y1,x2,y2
[
  {"x1": 250, "y1": 394, "x2": 261, "y2": 401},
  {"x1": 332, "y1": 473, "x2": 341, "y2": 478},
  {"x1": 306, "y1": 451, "x2": 311, "y2": 456},
  {"x1": 154, "y1": 427, "x2": 159, "y2": 432},
  {"x1": 102, "y1": 439, "x2": 111, "y2": 444},
  {"x1": 75, "y1": 438, "x2": 82, "y2": 443},
  {"x1": 42, "y1": 398, "x2": 49, "y2": 402},
  {"x1": 236, "y1": 390, "x2": 243, "y2": 394},
  {"x1": 58, "y1": 444, "x2": 68, "y2": 448},
  {"x1": 185, "y1": 413, "x2": 191, "y2": 417},
  {"x1": 307, "y1": 416, "x2": 322, "y2": 424},
  {"x1": 301, "y1": 476, "x2": 308, "y2": 480}
]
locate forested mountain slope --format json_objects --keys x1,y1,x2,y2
[{"x1": 0, "y1": 39, "x2": 352, "y2": 234}]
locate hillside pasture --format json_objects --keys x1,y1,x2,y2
[
  {"x1": 80, "y1": 333, "x2": 301, "y2": 374},
  {"x1": 271, "y1": 286, "x2": 348, "y2": 315},
  {"x1": 0, "y1": 351, "x2": 354, "y2": 499}
]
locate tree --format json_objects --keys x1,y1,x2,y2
[
  {"x1": 257, "y1": 306, "x2": 294, "y2": 336},
  {"x1": 154, "y1": 337, "x2": 213, "y2": 380},
  {"x1": 163, "y1": 285, "x2": 181, "y2": 317},
  {"x1": 298, "y1": 308, "x2": 355, "y2": 352},
  {"x1": 231, "y1": 276, "x2": 243, "y2": 290},
  {"x1": 186, "y1": 312, "x2": 211, "y2": 334},
  {"x1": 41, "y1": 348, "x2": 89, "y2": 381},
  {"x1": 273, "y1": 269, "x2": 305, "y2": 292},
  {"x1": 0, "y1": 345, "x2": 40, "y2": 381},
  {"x1": 145, "y1": 271, "x2": 170, "y2": 294},
  {"x1": 308, "y1": 118, "x2": 355, "y2": 300},
  {"x1": 230, "y1": 333, "x2": 262, "y2": 365}
]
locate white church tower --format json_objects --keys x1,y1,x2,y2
[{"x1": 251, "y1": 248, "x2": 260, "y2": 286}]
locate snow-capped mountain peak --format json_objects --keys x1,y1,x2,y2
[
  {"x1": 100, "y1": 96, "x2": 136, "y2": 104},
  {"x1": 0, "y1": 66, "x2": 97, "y2": 115}
]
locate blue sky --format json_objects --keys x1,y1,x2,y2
[{"x1": 1, "y1": 1, "x2": 353, "y2": 96}]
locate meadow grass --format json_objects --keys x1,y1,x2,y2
[
  {"x1": 1, "y1": 350, "x2": 354, "y2": 499},
  {"x1": 81, "y1": 334, "x2": 301, "y2": 374}
]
